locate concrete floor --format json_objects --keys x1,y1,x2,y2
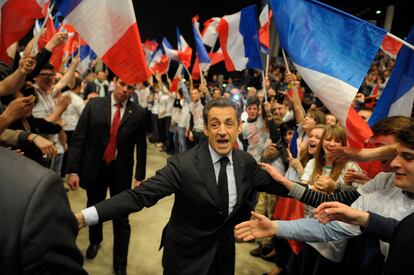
[{"x1": 67, "y1": 143, "x2": 274, "y2": 275}]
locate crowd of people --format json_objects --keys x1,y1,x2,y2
[{"x1": 1, "y1": 30, "x2": 413, "y2": 275}]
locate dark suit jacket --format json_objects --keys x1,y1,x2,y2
[
  {"x1": 0, "y1": 147, "x2": 86, "y2": 274},
  {"x1": 66, "y1": 96, "x2": 147, "y2": 189},
  {"x1": 94, "y1": 142, "x2": 288, "y2": 275}
]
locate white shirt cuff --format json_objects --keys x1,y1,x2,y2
[{"x1": 81, "y1": 206, "x2": 99, "y2": 226}]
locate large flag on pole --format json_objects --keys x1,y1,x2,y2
[
  {"x1": 202, "y1": 17, "x2": 221, "y2": 48},
  {"x1": 192, "y1": 16, "x2": 211, "y2": 72},
  {"x1": 54, "y1": 0, "x2": 150, "y2": 84},
  {"x1": 259, "y1": 3, "x2": 272, "y2": 54},
  {"x1": 216, "y1": 5, "x2": 263, "y2": 72},
  {"x1": 369, "y1": 27, "x2": 414, "y2": 126},
  {"x1": 0, "y1": 0, "x2": 45, "y2": 63},
  {"x1": 162, "y1": 37, "x2": 191, "y2": 69},
  {"x1": 270, "y1": 0, "x2": 386, "y2": 146},
  {"x1": 149, "y1": 48, "x2": 169, "y2": 75}
]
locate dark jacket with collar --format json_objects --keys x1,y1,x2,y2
[
  {"x1": 94, "y1": 141, "x2": 288, "y2": 275},
  {"x1": 65, "y1": 95, "x2": 147, "y2": 189}
]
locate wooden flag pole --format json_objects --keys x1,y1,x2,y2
[{"x1": 262, "y1": 70, "x2": 267, "y2": 103}]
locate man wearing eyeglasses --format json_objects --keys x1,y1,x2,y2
[{"x1": 66, "y1": 78, "x2": 148, "y2": 275}]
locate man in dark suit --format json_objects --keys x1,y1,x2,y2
[
  {"x1": 66, "y1": 78, "x2": 147, "y2": 275},
  {"x1": 75, "y1": 98, "x2": 288, "y2": 275},
  {"x1": 0, "y1": 146, "x2": 86, "y2": 274}
]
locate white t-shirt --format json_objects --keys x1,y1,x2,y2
[{"x1": 61, "y1": 91, "x2": 85, "y2": 131}]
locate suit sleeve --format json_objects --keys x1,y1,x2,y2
[
  {"x1": 21, "y1": 172, "x2": 86, "y2": 275},
  {"x1": 135, "y1": 108, "x2": 147, "y2": 180},
  {"x1": 363, "y1": 212, "x2": 398, "y2": 242},
  {"x1": 65, "y1": 100, "x2": 92, "y2": 174},
  {"x1": 252, "y1": 160, "x2": 290, "y2": 196},
  {"x1": 96, "y1": 155, "x2": 181, "y2": 223}
]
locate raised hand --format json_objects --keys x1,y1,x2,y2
[
  {"x1": 2, "y1": 96, "x2": 35, "y2": 122},
  {"x1": 18, "y1": 55, "x2": 37, "y2": 75},
  {"x1": 235, "y1": 212, "x2": 277, "y2": 241},
  {"x1": 314, "y1": 201, "x2": 369, "y2": 226},
  {"x1": 314, "y1": 175, "x2": 337, "y2": 194}
]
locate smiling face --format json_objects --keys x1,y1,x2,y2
[
  {"x1": 303, "y1": 112, "x2": 317, "y2": 131},
  {"x1": 204, "y1": 106, "x2": 241, "y2": 156},
  {"x1": 322, "y1": 134, "x2": 343, "y2": 159},
  {"x1": 308, "y1": 127, "x2": 324, "y2": 155},
  {"x1": 391, "y1": 143, "x2": 414, "y2": 192}
]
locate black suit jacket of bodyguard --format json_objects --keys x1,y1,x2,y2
[
  {"x1": 66, "y1": 95, "x2": 147, "y2": 189},
  {"x1": 0, "y1": 147, "x2": 86, "y2": 274},
  {"x1": 94, "y1": 141, "x2": 289, "y2": 275}
]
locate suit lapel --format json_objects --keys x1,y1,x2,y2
[
  {"x1": 195, "y1": 143, "x2": 222, "y2": 208},
  {"x1": 120, "y1": 101, "x2": 134, "y2": 127},
  {"x1": 104, "y1": 96, "x2": 112, "y2": 127}
]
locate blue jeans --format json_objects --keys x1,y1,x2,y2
[{"x1": 177, "y1": 127, "x2": 187, "y2": 153}]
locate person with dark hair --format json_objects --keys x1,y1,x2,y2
[
  {"x1": 66, "y1": 77, "x2": 147, "y2": 275},
  {"x1": 236, "y1": 121, "x2": 414, "y2": 275},
  {"x1": 74, "y1": 98, "x2": 289, "y2": 275},
  {"x1": 8, "y1": 83, "x2": 62, "y2": 166},
  {"x1": 83, "y1": 69, "x2": 109, "y2": 99}
]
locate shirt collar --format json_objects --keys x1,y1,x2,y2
[
  {"x1": 208, "y1": 143, "x2": 233, "y2": 166},
  {"x1": 111, "y1": 94, "x2": 127, "y2": 109}
]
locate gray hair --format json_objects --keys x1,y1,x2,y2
[{"x1": 202, "y1": 98, "x2": 241, "y2": 125}]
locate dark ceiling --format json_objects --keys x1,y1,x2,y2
[{"x1": 133, "y1": 0, "x2": 413, "y2": 46}]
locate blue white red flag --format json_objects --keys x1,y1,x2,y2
[
  {"x1": 149, "y1": 48, "x2": 169, "y2": 75},
  {"x1": 54, "y1": 0, "x2": 150, "y2": 84},
  {"x1": 162, "y1": 37, "x2": 192, "y2": 69},
  {"x1": 271, "y1": 0, "x2": 386, "y2": 146},
  {"x1": 216, "y1": 5, "x2": 263, "y2": 72},
  {"x1": 369, "y1": 27, "x2": 414, "y2": 126},
  {"x1": 259, "y1": 3, "x2": 272, "y2": 54},
  {"x1": 170, "y1": 64, "x2": 183, "y2": 93},
  {"x1": 192, "y1": 15, "x2": 211, "y2": 72},
  {"x1": 201, "y1": 17, "x2": 221, "y2": 48},
  {"x1": 0, "y1": 0, "x2": 45, "y2": 63}
]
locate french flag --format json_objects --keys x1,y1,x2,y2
[
  {"x1": 259, "y1": 3, "x2": 272, "y2": 54},
  {"x1": 176, "y1": 28, "x2": 193, "y2": 69},
  {"x1": 35, "y1": 15, "x2": 55, "y2": 50},
  {"x1": 192, "y1": 48, "x2": 224, "y2": 80},
  {"x1": 271, "y1": 0, "x2": 386, "y2": 146},
  {"x1": 162, "y1": 37, "x2": 191, "y2": 69},
  {"x1": 77, "y1": 44, "x2": 96, "y2": 74},
  {"x1": 216, "y1": 5, "x2": 263, "y2": 72},
  {"x1": 192, "y1": 16, "x2": 211, "y2": 72},
  {"x1": 202, "y1": 17, "x2": 221, "y2": 48},
  {"x1": 369, "y1": 27, "x2": 414, "y2": 126},
  {"x1": 0, "y1": 0, "x2": 45, "y2": 63},
  {"x1": 143, "y1": 39, "x2": 158, "y2": 66},
  {"x1": 54, "y1": 0, "x2": 151, "y2": 84},
  {"x1": 149, "y1": 48, "x2": 169, "y2": 75},
  {"x1": 170, "y1": 64, "x2": 183, "y2": 93}
]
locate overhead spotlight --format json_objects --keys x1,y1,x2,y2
[{"x1": 376, "y1": 10, "x2": 382, "y2": 14}]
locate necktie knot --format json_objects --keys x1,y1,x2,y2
[
  {"x1": 115, "y1": 103, "x2": 122, "y2": 109},
  {"x1": 219, "y1": 156, "x2": 229, "y2": 168}
]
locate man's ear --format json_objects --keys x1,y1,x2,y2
[{"x1": 204, "y1": 125, "x2": 208, "y2": 136}]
